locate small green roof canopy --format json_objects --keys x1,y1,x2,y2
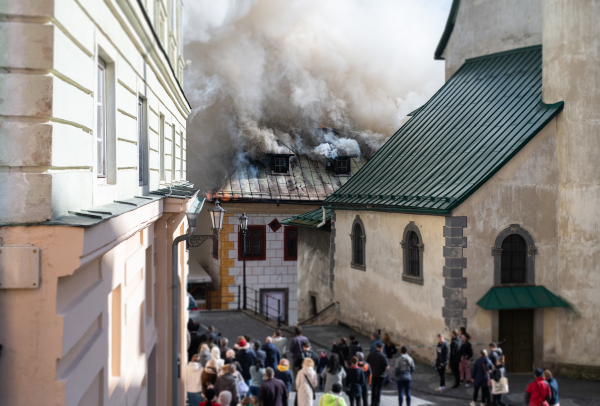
[
  {"x1": 477, "y1": 286, "x2": 569, "y2": 310},
  {"x1": 325, "y1": 46, "x2": 564, "y2": 213},
  {"x1": 282, "y1": 208, "x2": 330, "y2": 228}
]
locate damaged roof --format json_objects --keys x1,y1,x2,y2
[
  {"x1": 326, "y1": 46, "x2": 563, "y2": 213},
  {"x1": 211, "y1": 155, "x2": 367, "y2": 203}
]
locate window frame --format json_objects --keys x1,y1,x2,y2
[
  {"x1": 159, "y1": 114, "x2": 165, "y2": 182},
  {"x1": 401, "y1": 222, "x2": 424, "y2": 285},
  {"x1": 334, "y1": 158, "x2": 350, "y2": 175},
  {"x1": 271, "y1": 155, "x2": 290, "y2": 174},
  {"x1": 492, "y1": 224, "x2": 537, "y2": 286},
  {"x1": 96, "y1": 57, "x2": 107, "y2": 181},
  {"x1": 350, "y1": 216, "x2": 366, "y2": 271},
  {"x1": 171, "y1": 123, "x2": 176, "y2": 182},
  {"x1": 238, "y1": 225, "x2": 267, "y2": 261},
  {"x1": 137, "y1": 96, "x2": 148, "y2": 186},
  {"x1": 283, "y1": 226, "x2": 298, "y2": 261}
]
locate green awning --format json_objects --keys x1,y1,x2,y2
[{"x1": 477, "y1": 286, "x2": 569, "y2": 310}]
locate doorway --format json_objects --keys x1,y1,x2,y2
[
  {"x1": 260, "y1": 288, "x2": 288, "y2": 325},
  {"x1": 310, "y1": 294, "x2": 318, "y2": 317},
  {"x1": 499, "y1": 309, "x2": 534, "y2": 373}
]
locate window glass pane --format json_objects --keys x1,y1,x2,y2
[
  {"x1": 252, "y1": 239, "x2": 260, "y2": 255},
  {"x1": 252, "y1": 229, "x2": 260, "y2": 238},
  {"x1": 289, "y1": 240, "x2": 297, "y2": 257},
  {"x1": 244, "y1": 238, "x2": 250, "y2": 255},
  {"x1": 501, "y1": 234, "x2": 527, "y2": 283},
  {"x1": 288, "y1": 230, "x2": 296, "y2": 238}
]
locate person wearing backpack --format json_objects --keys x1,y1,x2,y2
[
  {"x1": 345, "y1": 356, "x2": 366, "y2": 406},
  {"x1": 296, "y1": 358, "x2": 318, "y2": 406},
  {"x1": 356, "y1": 352, "x2": 371, "y2": 406},
  {"x1": 394, "y1": 346, "x2": 415, "y2": 406},
  {"x1": 319, "y1": 383, "x2": 347, "y2": 406},
  {"x1": 293, "y1": 342, "x2": 319, "y2": 373}
]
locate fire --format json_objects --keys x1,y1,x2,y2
[{"x1": 221, "y1": 191, "x2": 232, "y2": 201}]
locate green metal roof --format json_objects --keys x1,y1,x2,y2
[
  {"x1": 477, "y1": 286, "x2": 569, "y2": 310},
  {"x1": 282, "y1": 208, "x2": 330, "y2": 229},
  {"x1": 434, "y1": 0, "x2": 461, "y2": 60},
  {"x1": 326, "y1": 46, "x2": 563, "y2": 213}
]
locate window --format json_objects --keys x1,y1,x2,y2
[
  {"x1": 212, "y1": 229, "x2": 219, "y2": 260},
  {"x1": 350, "y1": 216, "x2": 366, "y2": 271},
  {"x1": 180, "y1": 131, "x2": 184, "y2": 179},
  {"x1": 335, "y1": 158, "x2": 350, "y2": 175},
  {"x1": 284, "y1": 226, "x2": 298, "y2": 261},
  {"x1": 268, "y1": 218, "x2": 282, "y2": 232},
  {"x1": 159, "y1": 114, "x2": 165, "y2": 182},
  {"x1": 401, "y1": 222, "x2": 424, "y2": 284},
  {"x1": 97, "y1": 58, "x2": 107, "y2": 180},
  {"x1": 238, "y1": 225, "x2": 266, "y2": 261},
  {"x1": 272, "y1": 155, "x2": 289, "y2": 174},
  {"x1": 492, "y1": 224, "x2": 536, "y2": 285},
  {"x1": 171, "y1": 124, "x2": 176, "y2": 182},
  {"x1": 138, "y1": 97, "x2": 147, "y2": 185}
]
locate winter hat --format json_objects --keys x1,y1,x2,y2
[
  {"x1": 320, "y1": 351, "x2": 328, "y2": 358},
  {"x1": 534, "y1": 368, "x2": 544, "y2": 377},
  {"x1": 238, "y1": 339, "x2": 248, "y2": 347}
]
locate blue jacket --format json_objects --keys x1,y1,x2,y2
[
  {"x1": 547, "y1": 377, "x2": 559, "y2": 405},
  {"x1": 471, "y1": 356, "x2": 493, "y2": 386},
  {"x1": 370, "y1": 339, "x2": 386, "y2": 356},
  {"x1": 235, "y1": 349, "x2": 256, "y2": 380},
  {"x1": 263, "y1": 342, "x2": 282, "y2": 370}
]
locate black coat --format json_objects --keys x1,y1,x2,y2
[
  {"x1": 384, "y1": 344, "x2": 398, "y2": 359},
  {"x1": 435, "y1": 341, "x2": 449, "y2": 368},
  {"x1": 366, "y1": 351, "x2": 388, "y2": 377},
  {"x1": 332, "y1": 343, "x2": 350, "y2": 365},
  {"x1": 236, "y1": 349, "x2": 257, "y2": 380},
  {"x1": 345, "y1": 367, "x2": 366, "y2": 397},
  {"x1": 459, "y1": 340, "x2": 473, "y2": 360},
  {"x1": 293, "y1": 350, "x2": 319, "y2": 371},
  {"x1": 450, "y1": 337, "x2": 462, "y2": 363},
  {"x1": 259, "y1": 377, "x2": 288, "y2": 406},
  {"x1": 348, "y1": 341, "x2": 363, "y2": 359}
]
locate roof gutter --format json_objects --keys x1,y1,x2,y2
[
  {"x1": 328, "y1": 204, "x2": 449, "y2": 216},
  {"x1": 434, "y1": 0, "x2": 461, "y2": 60},
  {"x1": 316, "y1": 206, "x2": 327, "y2": 228}
]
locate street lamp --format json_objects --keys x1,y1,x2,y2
[
  {"x1": 239, "y1": 212, "x2": 249, "y2": 310},
  {"x1": 187, "y1": 200, "x2": 226, "y2": 248}
]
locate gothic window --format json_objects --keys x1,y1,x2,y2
[
  {"x1": 492, "y1": 224, "x2": 536, "y2": 285},
  {"x1": 401, "y1": 222, "x2": 424, "y2": 285},
  {"x1": 350, "y1": 216, "x2": 366, "y2": 271}
]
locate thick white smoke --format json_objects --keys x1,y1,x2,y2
[{"x1": 183, "y1": 0, "x2": 450, "y2": 191}]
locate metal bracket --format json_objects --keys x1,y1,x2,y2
[{"x1": 187, "y1": 235, "x2": 215, "y2": 249}]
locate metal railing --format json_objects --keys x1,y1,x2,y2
[{"x1": 246, "y1": 286, "x2": 283, "y2": 328}]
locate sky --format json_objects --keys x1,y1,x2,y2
[{"x1": 183, "y1": 0, "x2": 453, "y2": 192}]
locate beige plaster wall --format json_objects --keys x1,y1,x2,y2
[
  {"x1": 297, "y1": 227, "x2": 331, "y2": 322},
  {"x1": 541, "y1": 0, "x2": 600, "y2": 372},
  {"x1": 443, "y1": 0, "x2": 542, "y2": 79},
  {"x1": 332, "y1": 210, "x2": 446, "y2": 361}
]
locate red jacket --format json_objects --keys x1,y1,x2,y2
[{"x1": 526, "y1": 377, "x2": 551, "y2": 406}]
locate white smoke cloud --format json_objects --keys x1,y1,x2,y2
[{"x1": 184, "y1": 0, "x2": 451, "y2": 191}]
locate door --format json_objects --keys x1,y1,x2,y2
[
  {"x1": 499, "y1": 309, "x2": 534, "y2": 373},
  {"x1": 261, "y1": 289, "x2": 287, "y2": 324}
]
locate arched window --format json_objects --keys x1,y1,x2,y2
[
  {"x1": 500, "y1": 234, "x2": 527, "y2": 283},
  {"x1": 350, "y1": 216, "x2": 366, "y2": 271},
  {"x1": 401, "y1": 222, "x2": 424, "y2": 285},
  {"x1": 492, "y1": 224, "x2": 537, "y2": 285}
]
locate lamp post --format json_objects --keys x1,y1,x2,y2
[
  {"x1": 239, "y1": 212, "x2": 249, "y2": 310},
  {"x1": 172, "y1": 198, "x2": 225, "y2": 406}
]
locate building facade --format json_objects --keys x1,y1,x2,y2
[
  {"x1": 289, "y1": 0, "x2": 600, "y2": 379},
  {"x1": 0, "y1": 0, "x2": 194, "y2": 404},
  {"x1": 192, "y1": 154, "x2": 365, "y2": 325}
]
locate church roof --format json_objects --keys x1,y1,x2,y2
[{"x1": 325, "y1": 46, "x2": 563, "y2": 213}]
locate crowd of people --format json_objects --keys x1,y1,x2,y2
[{"x1": 187, "y1": 326, "x2": 560, "y2": 406}]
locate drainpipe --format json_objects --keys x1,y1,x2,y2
[{"x1": 316, "y1": 206, "x2": 327, "y2": 228}]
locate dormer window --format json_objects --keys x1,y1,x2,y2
[
  {"x1": 334, "y1": 158, "x2": 350, "y2": 175},
  {"x1": 271, "y1": 155, "x2": 290, "y2": 174}
]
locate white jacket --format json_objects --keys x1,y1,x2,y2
[
  {"x1": 186, "y1": 362, "x2": 203, "y2": 393},
  {"x1": 296, "y1": 367, "x2": 318, "y2": 406}
]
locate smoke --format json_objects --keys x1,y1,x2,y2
[{"x1": 184, "y1": 0, "x2": 450, "y2": 191}]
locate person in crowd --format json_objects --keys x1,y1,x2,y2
[
  {"x1": 259, "y1": 367, "x2": 289, "y2": 406},
  {"x1": 296, "y1": 358, "x2": 319, "y2": 406},
  {"x1": 201, "y1": 363, "x2": 218, "y2": 398},
  {"x1": 491, "y1": 355, "x2": 507, "y2": 406},
  {"x1": 207, "y1": 347, "x2": 225, "y2": 372},
  {"x1": 319, "y1": 383, "x2": 347, "y2": 406},
  {"x1": 449, "y1": 330, "x2": 462, "y2": 389},
  {"x1": 254, "y1": 341, "x2": 267, "y2": 363},
  {"x1": 366, "y1": 342, "x2": 388, "y2": 406},
  {"x1": 459, "y1": 333, "x2": 473, "y2": 387},
  {"x1": 321, "y1": 354, "x2": 347, "y2": 394},
  {"x1": 317, "y1": 351, "x2": 329, "y2": 390},
  {"x1": 525, "y1": 368, "x2": 551, "y2": 406},
  {"x1": 543, "y1": 370, "x2": 559, "y2": 406},
  {"x1": 382, "y1": 333, "x2": 397, "y2": 385},
  {"x1": 207, "y1": 326, "x2": 218, "y2": 343},
  {"x1": 345, "y1": 356, "x2": 366, "y2": 406},
  {"x1": 332, "y1": 337, "x2": 350, "y2": 366},
  {"x1": 214, "y1": 363, "x2": 240, "y2": 406},
  {"x1": 394, "y1": 346, "x2": 415, "y2": 406},
  {"x1": 217, "y1": 391, "x2": 231, "y2": 406},
  {"x1": 263, "y1": 336, "x2": 282, "y2": 370},
  {"x1": 220, "y1": 338, "x2": 232, "y2": 360},
  {"x1": 224, "y1": 350, "x2": 243, "y2": 374},
  {"x1": 190, "y1": 331, "x2": 205, "y2": 361},
  {"x1": 235, "y1": 339, "x2": 257, "y2": 387},
  {"x1": 199, "y1": 344, "x2": 212, "y2": 367},
  {"x1": 273, "y1": 329, "x2": 288, "y2": 356},
  {"x1": 348, "y1": 335, "x2": 363, "y2": 359},
  {"x1": 275, "y1": 358, "x2": 295, "y2": 395},
  {"x1": 434, "y1": 334, "x2": 449, "y2": 392},
  {"x1": 460, "y1": 327, "x2": 468, "y2": 338},
  {"x1": 200, "y1": 388, "x2": 220, "y2": 406},
  {"x1": 289, "y1": 327, "x2": 309, "y2": 360},
  {"x1": 369, "y1": 332, "x2": 386, "y2": 356},
  {"x1": 249, "y1": 358, "x2": 266, "y2": 398},
  {"x1": 294, "y1": 341, "x2": 320, "y2": 373},
  {"x1": 187, "y1": 354, "x2": 204, "y2": 406},
  {"x1": 470, "y1": 349, "x2": 493, "y2": 406},
  {"x1": 488, "y1": 343, "x2": 503, "y2": 368},
  {"x1": 356, "y1": 352, "x2": 371, "y2": 406}
]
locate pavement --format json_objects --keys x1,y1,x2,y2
[{"x1": 197, "y1": 310, "x2": 600, "y2": 406}]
